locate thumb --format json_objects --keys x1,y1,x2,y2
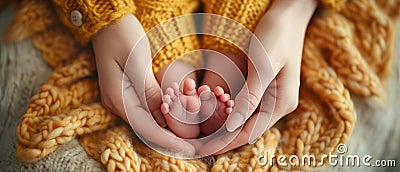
[
  {"x1": 122, "y1": 15, "x2": 165, "y2": 126},
  {"x1": 225, "y1": 63, "x2": 275, "y2": 132},
  {"x1": 225, "y1": 34, "x2": 277, "y2": 132},
  {"x1": 144, "y1": 67, "x2": 165, "y2": 126}
]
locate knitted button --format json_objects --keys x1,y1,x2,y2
[{"x1": 70, "y1": 10, "x2": 83, "y2": 26}]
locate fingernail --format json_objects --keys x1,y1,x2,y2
[
  {"x1": 226, "y1": 113, "x2": 243, "y2": 132},
  {"x1": 249, "y1": 136, "x2": 258, "y2": 144}
]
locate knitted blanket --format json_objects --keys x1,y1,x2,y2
[{"x1": 2, "y1": 0, "x2": 399, "y2": 171}]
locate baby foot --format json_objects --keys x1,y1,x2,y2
[
  {"x1": 198, "y1": 86, "x2": 234, "y2": 135},
  {"x1": 161, "y1": 79, "x2": 201, "y2": 139}
]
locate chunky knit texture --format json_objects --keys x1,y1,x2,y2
[
  {"x1": 4, "y1": 0, "x2": 400, "y2": 171},
  {"x1": 201, "y1": 0, "x2": 271, "y2": 59},
  {"x1": 134, "y1": 0, "x2": 203, "y2": 73}
]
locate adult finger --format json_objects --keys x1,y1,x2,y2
[
  {"x1": 92, "y1": 14, "x2": 165, "y2": 126},
  {"x1": 199, "y1": 113, "x2": 259, "y2": 155},
  {"x1": 202, "y1": 65, "x2": 300, "y2": 154},
  {"x1": 248, "y1": 63, "x2": 300, "y2": 144},
  {"x1": 93, "y1": 39, "x2": 126, "y2": 121},
  {"x1": 94, "y1": 54, "x2": 191, "y2": 155},
  {"x1": 121, "y1": 15, "x2": 165, "y2": 126},
  {"x1": 225, "y1": 34, "x2": 278, "y2": 132},
  {"x1": 123, "y1": 76, "x2": 195, "y2": 156}
]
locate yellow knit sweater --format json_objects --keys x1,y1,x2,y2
[
  {"x1": 51, "y1": 0, "x2": 346, "y2": 72},
  {"x1": 5, "y1": 0, "x2": 400, "y2": 171},
  {"x1": 52, "y1": 0, "x2": 346, "y2": 44}
]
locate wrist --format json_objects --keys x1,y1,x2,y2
[
  {"x1": 92, "y1": 14, "x2": 138, "y2": 49},
  {"x1": 92, "y1": 14, "x2": 146, "y2": 65},
  {"x1": 267, "y1": 0, "x2": 318, "y2": 25}
]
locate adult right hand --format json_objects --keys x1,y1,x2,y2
[
  {"x1": 92, "y1": 14, "x2": 195, "y2": 155},
  {"x1": 200, "y1": 0, "x2": 318, "y2": 155}
]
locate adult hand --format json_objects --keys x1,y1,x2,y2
[
  {"x1": 200, "y1": 0, "x2": 318, "y2": 155},
  {"x1": 92, "y1": 14, "x2": 195, "y2": 155}
]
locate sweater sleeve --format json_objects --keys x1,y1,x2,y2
[
  {"x1": 134, "y1": 0, "x2": 202, "y2": 73},
  {"x1": 51, "y1": 0, "x2": 137, "y2": 45},
  {"x1": 201, "y1": 0, "x2": 347, "y2": 58},
  {"x1": 201, "y1": 0, "x2": 271, "y2": 58}
]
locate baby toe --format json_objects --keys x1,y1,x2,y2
[
  {"x1": 165, "y1": 87, "x2": 175, "y2": 98},
  {"x1": 171, "y1": 82, "x2": 180, "y2": 95},
  {"x1": 161, "y1": 103, "x2": 170, "y2": 114},
  {"x1": 198, "y1": 85, "x2": 211, "y2": 95},
  {"x1": 162, "y1": 95, "x2": 172, "y2": 104},
  {"x1": 225, "y1": 107, "x2": 233, "y2": 114},
  {"x1": 214, "y1": 86, "x2": 224, "y2": 97},
  {"x1": 183, "y1": 79, "x2": 197, "y2": 96},
  {"x1": 219, "y1": 94, "x2": 230, "y2": 103},
  {"x1": 226, "y1": 100, "x2": 234, "y2": 107}
]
